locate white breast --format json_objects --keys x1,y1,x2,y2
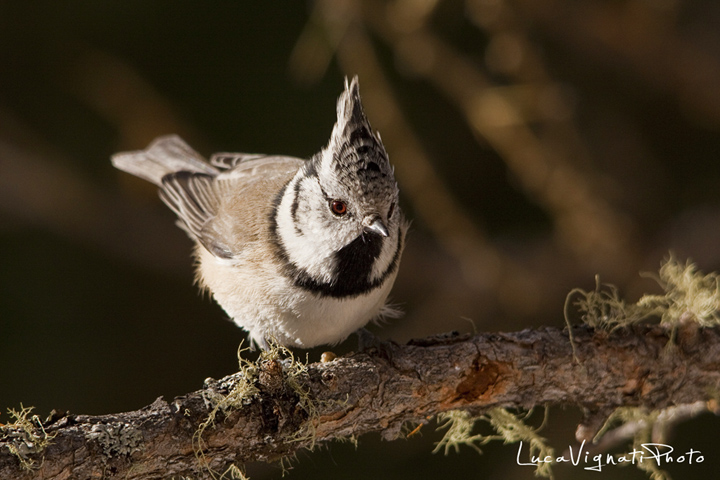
[{"x1": 196, "y1": 245, "x2": 399, "y2": 348}]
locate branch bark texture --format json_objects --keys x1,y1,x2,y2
[{"x1": 2, "y1": 325, "x2": 719, "y2": 479}]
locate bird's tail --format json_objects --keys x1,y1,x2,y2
[{"x1": 111, "y1": 135, "x2": 219, "y2": 185}]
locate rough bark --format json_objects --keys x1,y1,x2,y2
[{"x1": 2, "y1": 324, "x2": 719, "y2": 479}]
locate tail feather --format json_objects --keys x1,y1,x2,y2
[{"x1": 111, "y1": 135, "x2": 219, "y2": 185}]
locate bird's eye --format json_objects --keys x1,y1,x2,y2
[
  {"x1": 387, "y1": 201, "x2": 396, "y2": 219},
  {"x1": 330, "y1": 200, "x2": 348, "y2": 216}
]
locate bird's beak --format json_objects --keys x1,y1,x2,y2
[{"x1": 363, "y1": 216, "x2": 389, "y2": 237}]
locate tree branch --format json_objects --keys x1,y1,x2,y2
[{"x1": 2, "y1": 324, "x2": 719, "y2": 479}]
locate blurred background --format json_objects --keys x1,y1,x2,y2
[{"x1": 2, "y1": 0, "x2": 720, "y2": 478}]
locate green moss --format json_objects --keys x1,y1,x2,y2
[
  {"x1": 566, "y1": 255, "x2": 720, "y2": 332},
  {"x1": 0, "y1": 404, "x2": 55, "y2": 470},
  {"x1": 564, "y1": 255, "x2": 720, "y2": 360},
  {"x1": 641, "y1": 256, "x2": 720, "y2": 328},
  {"x1": 563, "y1": 255, "x2": 720, "y2": 479},
  {"x1": 434, "y1": 410, "x2": 486, "y2": 455},
  {"x1": 434, "y1": 407, "x2": 554, "y2": 478},
  {"x1": 221, "y1": 464, "x2": 249, "y2": 479},
  {"x1": 193, "y1": 339, "x2": 315, "y2": 479},
  {"x1": 595, "y1": 407, "x2": 669, "y2": 480}
]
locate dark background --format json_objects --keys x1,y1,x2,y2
[{"x1": 2, "y1": 1, "x2": 720, "y2": 479}]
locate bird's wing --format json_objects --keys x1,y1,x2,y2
[
  {"x1": 172, "y1": 155, "x2": 304, "y2": 259},
  {"x1": 115, "y1": 135, "x2": 306, "y2": 260},
  {"x1": 209, "y1": 152, "x2": 267, "y2": 170}
]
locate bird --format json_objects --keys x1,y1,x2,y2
[{"x1": 112, "y1": 77, "x2": 408, "y2": 349}]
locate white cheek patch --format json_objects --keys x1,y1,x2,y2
[{"x1": 276, "y1": 175, "x2": 338, "y2": 284}]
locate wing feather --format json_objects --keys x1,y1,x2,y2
[
  {"x1": 210, "y1": 153, "x2": 266, "y2": 170},
  {"x1": 159, "y1": 172, "x2": 233, "y2": 257}
]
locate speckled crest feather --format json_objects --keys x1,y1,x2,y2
[{"x1": 317, "y1": 77, "x2": 398, "y2": 209}]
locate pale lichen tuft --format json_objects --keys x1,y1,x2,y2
[
  {"x1": 434, "y1": 408, "x2": 554, "y2": 478},
  {"x1": 0, "y1": 404, "x2": 56, "y2": 470}
]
